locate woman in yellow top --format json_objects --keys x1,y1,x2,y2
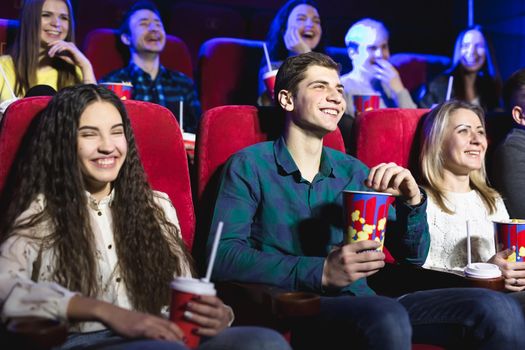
[{"x1": 0, "y1": 0, "x2": 96, "y2": 104}]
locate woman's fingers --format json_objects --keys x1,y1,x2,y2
[{"x1": 184, "y1": 296, "x2": 230, "y2": 336}]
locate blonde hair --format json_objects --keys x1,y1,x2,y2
[{"x1": 420, "y1": 100, "x2": 499, "y2": 214}]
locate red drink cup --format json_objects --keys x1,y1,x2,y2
[
  {"x1": 99, "y1": 82, "x2": 133, "y2": 100},
  {"x1": 169, "y1": 277, "x2": 216, "y2": 348},
  {"x1": 343, "y1": 190, "x2": 392, "y2": 251},
  {"x1": 263, "y1": 69, "x2": 278, "y2": 99},
  {"x1": 494, "y1": 220, "x2": 525, "y2": 262},
  {"x1": 353, "y1": 94, "x2": 380, "y2": 116}
]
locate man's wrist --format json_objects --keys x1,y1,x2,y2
[{"x1": 405, "y1": 189, "x2": 425, "y2": 206}]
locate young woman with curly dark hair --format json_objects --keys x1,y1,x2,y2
[{"x1": 0, "y1": 84, "x2": 290, "y2": 350}]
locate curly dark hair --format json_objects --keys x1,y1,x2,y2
[
  {"x1": 265, "y1": 0, "x2": 326, "y2": 61},
  {"x1": 0, "y1": 84, "x2": 193, "y2": 315}
]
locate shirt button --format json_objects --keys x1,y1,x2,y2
[
  {"x1": 97, "y1": 211, "x2": 102, "y2": 216},
  {"x1": 108, "y1": 244, "x2": 112, "y2": 249},
  {"x1": 116, "y1": 277, "x2": 121, "y2": 282}
]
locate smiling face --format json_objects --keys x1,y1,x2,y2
[
  {"x1": 286, "y1": 4, "x2": 322, "y2": 51},
  {"x1": 124, "y1": 9, "x2": 166, "y2": 54},
  {"x1": 77, "y1": 101, "x2": 128, "y2": 199},
  {"x1": 280, "y1": 65, "x2": 345, "y2": 135},
  {"x1": 40, "y1": 0, "x2": 69, "y2": 44},
  {"x1": 348, "y1": 23, "x2": 390, "y2": 73},
  {"x1": 460, "y1": 29, "x2": 486, "y2": 73},
  {"x1": 442, "y1": 108, "x2": 487, "y2": 176}
]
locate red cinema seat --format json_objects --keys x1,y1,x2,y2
[
  {"x1": 354, "y1": 108, "x2": 430, "y2": 170},
  {"x1": 390, "y1": 53, "x2": 451, "y2": 99},
  {"x1": 168, "y1": 2, "x2": 247, "y2": 66},
  {"x1": 197, "y1": 38, "x2": 264, "y2": 111}
]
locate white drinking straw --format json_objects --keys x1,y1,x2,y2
[
  {"x1": 445, "y1": 75, "x2": 454, "y2": 101},
  {"x1": 466, "y1": 220, "x2": 472, "y2": 266},
  {"x1": 204, "y1": 221, "x2": 224, "y2": 283},
  {"x1": 178, "y1": 98, "x2": 184, "y2": 133},
  {"x1": 262, "y1": 42, "x2": 273, "y2": 74},
  {"x1": 0, "y1": 64, "x2": 16, "y2": 99}
]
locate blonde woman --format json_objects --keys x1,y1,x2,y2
[{"x1": 420, "y1": 100, "x2": 525, "y2": 293}]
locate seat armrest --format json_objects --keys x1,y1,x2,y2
[
  {"x1": 215, "y1": 282, "x2": 320, "y2": 329},
  {"x1": 368, "y1": 263, "x2": 505, "y2": 297},
  {"x1": 2, "y1": 316, "x2": 67, "y2": 350}
]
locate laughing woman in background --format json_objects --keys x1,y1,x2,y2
[{"x1": 0, "y1": 0, "x2": 96, "y2": 106}]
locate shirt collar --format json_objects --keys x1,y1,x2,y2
[
  {"x1": 85, "y1": 189, "x2": 115, "y2": 211},
  {"x1": 128, "y1": 61, "x2": 166, "y2": 80},
  {"x1": 273, "y1": 136, "x2": 335, "y2": 180}
]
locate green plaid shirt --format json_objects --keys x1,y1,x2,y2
[{"x1": 209, "y1": 137, "x2": 429, "y2": 296}]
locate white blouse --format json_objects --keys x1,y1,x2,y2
[
  {"x1": 0, "y1": 191, "x2": 192, "y2": 332},
  {"x1": 423, "y1": 190, "x2": 509, "y2": 271}
]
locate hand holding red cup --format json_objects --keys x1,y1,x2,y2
[
  {"x1": 169, "y1": 277, "x2": 216, "y2": 348},
  {"x1": 495, "y1": 219, "x2": 525, "y2": 262}
]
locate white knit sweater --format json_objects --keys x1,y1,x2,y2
[{"x1": 423, "y1": 190, "x2": 509, "y2": 271}]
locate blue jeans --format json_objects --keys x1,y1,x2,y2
[
  {"x1": 291, "y1": 288, "x2": 525, "y2": 350},
  {"x1": 399, "y1": 288, "x2": 524, "y2": 349},
  {"x1": 57, "y1": 326, "x2": 291, "y2": 350}
]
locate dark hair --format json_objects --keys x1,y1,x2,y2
[
  {"x1": 274, "y1": 51, "x2": 339, "y2": 102},
  {"x1": 265, "y1": 0, "x2": 325, "y2": 61},
  {"x1": 0, "y1": 84, "x2": 193, "y2": 315},
  {"x1": 11, "y1": 0, "x2": 80, "y2": 96},
  {"x1": 119, "y1": 0, "x2": 162, "y2": 36},
  {"x1": 448, "y1": 26, "x2": 501, "y2": 111},
  {"x1": 503, "y1": 68, "x2": 525, "y2": 111}
]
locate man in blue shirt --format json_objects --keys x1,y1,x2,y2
[
  {"x1": 209, "y1": 51, "x2": 525, "y2": 349},
  {"x1": 100, "y1": 1, "x2": 201, "y2": 133}
]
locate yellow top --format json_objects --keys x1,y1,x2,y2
[{"x1": 0, "y1": 55, "x2": 82, "y2": 102}]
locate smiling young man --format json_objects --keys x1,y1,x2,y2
[
  {"x1": 209, "y1": 52, "x2": 525, "y2": 349},
  {"x1": 100, "y1": 1, "x2": 201, "y2": 133},
  {"x1": 340, "y1": 18, "x2": 416, "y2": 117}
]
